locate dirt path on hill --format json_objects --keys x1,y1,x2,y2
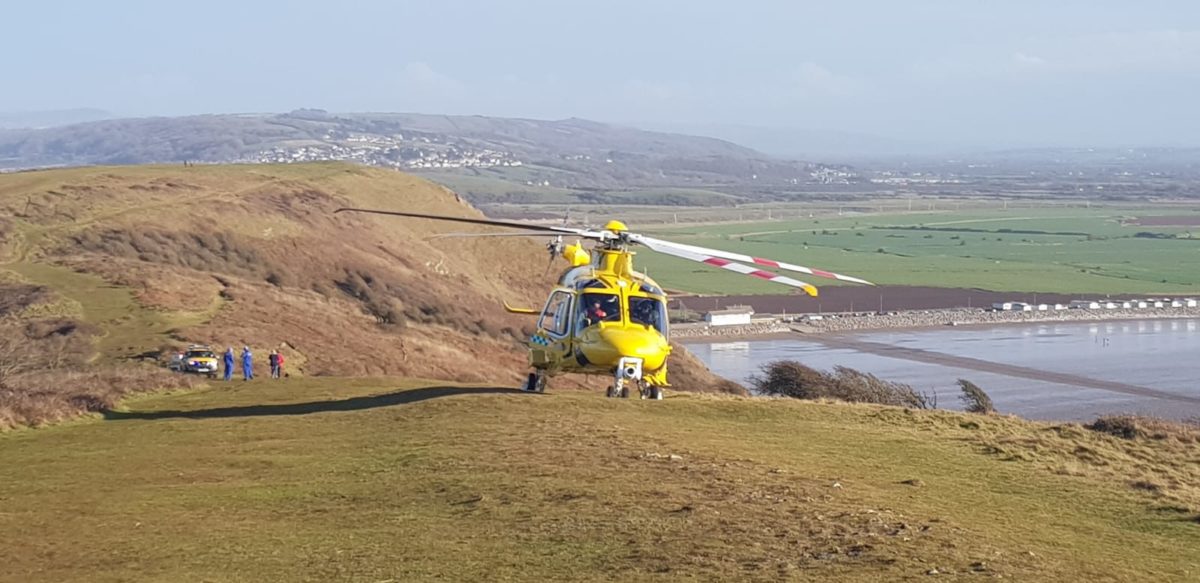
[{"x1": 813, "y1": 335, "x2": 1200, "y2": 405}]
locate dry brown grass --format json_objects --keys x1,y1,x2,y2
[
  {"x1": 0, "y1": 367, "x2": 198, "y2": 429},
  {"x1": 1, "y1": 163, "x2": 740, "y2": 395},
  {"x1": 865, "y1": 407, "x2": 1200, "y2": 517}
]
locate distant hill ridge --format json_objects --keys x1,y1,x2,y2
[
  {"x1": 0, "y1": 111, "x2": 853, "y2": 203},
  {"x1": 0, "y1": 110, "x2": 761, "y2": 167}
]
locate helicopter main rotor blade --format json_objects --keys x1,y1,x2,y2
[
  {"x1": 631, "y1": 234, "x2": 874, "y2": 286},
  {"x1": 334, "y1": 208, "x2": 607, "y2": 239},
  {"x1": 426, "y1": 231, "x2": 567, "y2": 239},
  {"x1": 638, "y1": 239, "x2": 820, "y2": 296}
]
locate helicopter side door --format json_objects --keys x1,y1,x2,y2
[{"x1": 532, "y1": 290, "x2": 575, "y2": 369}]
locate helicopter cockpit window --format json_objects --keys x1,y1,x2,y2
[
  {"x1": 578, "y1": 293, "x2": 621, "y2": 328},
  {"x1": 575, "y1": 279, "x2": 607, "y2": 290},
  {"x1": 638, "y1": 281, "x2": 662, "y2": 295},
  {"x1": 629, "y1": 296, "x2": 668, "y2": 335},
  {"x1": 538, "y1": 291, "x2": 573, "y2": 337}
]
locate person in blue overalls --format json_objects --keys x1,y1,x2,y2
[
  {"x1": 223, "y1": 347, "x2": 235, "y2": 381},
  {"x1": 241, "y1": 346, "x2": 254, "y2": 380}
]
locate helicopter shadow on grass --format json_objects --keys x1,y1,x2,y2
[{"x1": 102, "y1": 386, "x2": 535, "y2": 421}]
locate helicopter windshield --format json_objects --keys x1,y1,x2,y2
[
  {"x1": 538, "y1": 291, "x2": 573, "y2": 337},
  {"x1": 578, "y1": 293, "x2": 621, "y2": 329},
  {"x1": 629, "y1": 296, "x2": 668, "y2": 336}
]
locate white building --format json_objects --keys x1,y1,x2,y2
[
  {"x1": 1070, "y1": 300, "x2": 1101, "y2": 309},
  {"x1": 705, "y1": 306, "x2": 754, "y2": 326},
  {"x1": 1186, "y1": 299, "x2": 1198, "y2": 308}
]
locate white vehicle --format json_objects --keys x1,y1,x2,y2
[{"x1": 167, "y1": 345, "x2": 220, "y2": 378}]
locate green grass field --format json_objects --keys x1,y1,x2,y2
[
  {"x1": 633, "y1": 208, "x2": 1200, "y2": 295},
  {"x1": 5, "y1": 262, "x2": 220, "y2": 362},
  {"x1": 419, "y1": 169, "x2": 746, "y2": 206},
  {"x1": 2, "y1": 378, "x2": 1198, "y2": 581}
]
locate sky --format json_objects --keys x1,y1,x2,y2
[{"x1": 4, "y1": 0, "x2": 1199, "y2": 149}]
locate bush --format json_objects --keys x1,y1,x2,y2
[
  {"x1": 1086, "y1": 415, "x2": 1199, "y2": 443},
  {"x1": 1, "y1": 367, "x2": 198, "y2": 429},
  {"x1": 0, "y1": 316, "x2": 95, "y2": 386},
  {"x1": 67, "y1": 227, "x2": 276, "y2": 278},
  {"x1": 957, "y1": 379, "x2": 995, "y2": 414},
  {"x1": 749, "y1": 360, "x2": 934, "y2": 409}
]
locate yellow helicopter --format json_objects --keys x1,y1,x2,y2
[{"x1": 334, "y1": 208, "x2": 873, "y2": 399}]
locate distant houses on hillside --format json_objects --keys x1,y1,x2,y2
[
  {"x1": 242, "y1": 133, "x2": 523, "y2": 170},
  {"x1": 992, "y1": 298, "x2": 1199, "y2": 311}
]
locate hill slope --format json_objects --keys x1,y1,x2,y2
[
  {"x1": 1, "y1": 379, "x2": 1197, "y2": 581},
  {"x1": 0, "y1": 162, "x2": 736, "y2": 391}
]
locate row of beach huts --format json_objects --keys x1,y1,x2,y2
[{"x1": 991, "y1": 298, "x2": 1200, "y2": 312}]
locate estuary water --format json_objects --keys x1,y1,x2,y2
[{"x1": 685, "y1": 319, "x2": 1200, "y2": 421}]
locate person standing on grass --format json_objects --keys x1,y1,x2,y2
[
  {"x1": 276, "y1": 350, "x2": 285, "y2": 379},
  {"x1": 268, "y1": 350, "x2": 279, "y2": 379},
  {"x1": 223, "y1": 347, "x2": 235, "y2": 381},
  {"x1": 241, "y1": 346, "x2": 254, "y2": 380}
]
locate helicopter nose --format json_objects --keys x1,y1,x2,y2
[{"x1": 588, "y1": 327, "x2": 670, "y2": 371}]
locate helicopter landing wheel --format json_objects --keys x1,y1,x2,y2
[
  {"x1": 525, "y1": 372, "x2": 547, "y2": 393},
  {"x1": 649, "y1": 385, "x2": 663, "y2": 400},
  {"x1": 606, "y1": 385, "x2": 617, "y2": 398},
  {"x1": 619, "y1": 385, "x2": 630, "y2": 398}
]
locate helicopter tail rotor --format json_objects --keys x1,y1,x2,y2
[{"x1": 545, "y1": 235, "x2": 564, "y2": 274}]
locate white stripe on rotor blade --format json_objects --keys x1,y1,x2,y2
[
  {"x1": 634, "y1": 235, "x2": 872, "y2": 285},
  {"x1": 641, "y1": 241, "x2": 817, "y2": 293}
]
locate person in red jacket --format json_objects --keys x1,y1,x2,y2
[{"x1": 275, "y1": 351, "x2": 285, "y2": 379}]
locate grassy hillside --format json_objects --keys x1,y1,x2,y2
[
  {"x1": 635, "y1": 208, "x2": 1200, "y2": 295},
  {"x1": 1, "y1": 378, "x2": 1197, "y2": 581},
  {"x1": 0, "y1": 163, "x2": 740, "y2": 412}
]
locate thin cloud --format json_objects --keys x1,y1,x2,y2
[
  {"x1": 788, "y1": 62, "x2": 865, "y2": 97},
  {"x1": 912, "y1": 29, "x2": 1200, "y2": 80},
  {"x1": 399, "y1": 62, "x2": 464, "y2": 95}
]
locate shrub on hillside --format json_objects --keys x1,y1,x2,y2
[
  {"x1": 1086, "y1": 415, "x2": 1199, "y2": 443},
  {"x1": 0, "y1": 316, "x2": 96, "y2": 386},
  {"x1": 67, "y1": 227, "x2": 276, "y2": 278},
  {"x1": 957, "y1": 379, "x2": 995, "y2": 414},
  {"x1": 750, "y1": 360, "x2": 934, "y2": 409},
  {"x1": 332, "y1": 267, "x2": 503, "y2": 335},
  {"x1": 0, "y1": 284, "x2": 54, "y2": 318},
  {"x1": 0, "y1": 367, "x2": 198, "y2": 429}
]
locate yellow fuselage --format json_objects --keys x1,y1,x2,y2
[{"x1": 527, "y1": 247, "x2": 672, "y2": 386}]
